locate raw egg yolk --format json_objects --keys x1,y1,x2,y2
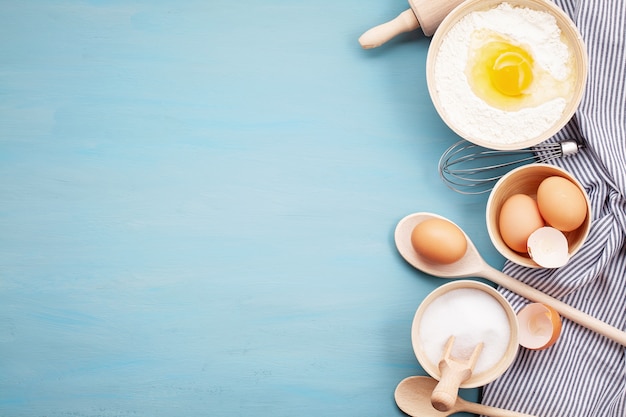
[
  {"x1": 468, "y1": 36, "x2": 536, "y2": 110},
  {"x1": 491, "y1": 49, "x2": 533, "y2": 96}
]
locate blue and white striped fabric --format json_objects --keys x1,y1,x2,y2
[{"x1": 480, "y1": 1, "x2": 626, "y2": 416}]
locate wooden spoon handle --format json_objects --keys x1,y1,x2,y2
[
  {"x1": 462, "y1": 400, "x2": 537, "y2": 417},
  {"x1": 482, "y1": 265, "x2": 626, "y2": 346}
]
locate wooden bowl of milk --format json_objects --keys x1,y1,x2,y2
[
  {"x1": 411, "y1": 280, "x2": 519, "y2": 387},
  {"x1": 426, "y1": 0, "x2": 587, "y2": 150}
]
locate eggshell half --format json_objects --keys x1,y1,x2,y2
[
  {"x1": 517, "y1": 303, "x2": 562, "y2": 350},
  {"x1": 527, "y1": 227, "x2": 569, "y2": 268}
]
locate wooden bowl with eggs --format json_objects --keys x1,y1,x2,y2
[
  {"x1": 426, "y1": 0, "x2": 587, "y2": 151},
  {"x1": 486, "y1": 163, "x2": 591, "y2": 268}
]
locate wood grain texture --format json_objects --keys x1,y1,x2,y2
[{"x1": 0, "y1": 1, "x2": 505, "y2": 416}]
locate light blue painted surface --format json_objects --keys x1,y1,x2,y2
[{"x1": 0, "y1": 1, "x2": 506, "y2": 416}]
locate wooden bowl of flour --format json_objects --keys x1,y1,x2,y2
[{"x1": 426, "y1": 0, "x2": 587, "y2": 150}]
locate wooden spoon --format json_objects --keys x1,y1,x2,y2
[
  {"x1": 395, "y1": 375, "x2": 536, "y2": 417},
  {"x1": 394, "y1": 212, "x2": 626, "y2": 347}
]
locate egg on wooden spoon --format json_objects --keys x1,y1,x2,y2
[
  {"x1": 410, "y1": 218, "x2": 467, "y2": 264},
  {"x1": 517, "y1": 303, "x2": 562, "y2": 350}
]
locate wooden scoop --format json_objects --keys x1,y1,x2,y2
[
  {"x1": 359, "y1": 0, "x2": 464, "y2": 48},
  {"x1": 431, "y1": 336, "x2": 483, "y2": 412},
  {"x1": 395, "y1": 375, "x2": 538, "y2": 417}
]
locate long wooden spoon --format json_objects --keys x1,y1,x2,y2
[
  {"x1": 394, "y1": 212, "x2": 626, "y2": 347},
  {"x1": 395, "y1": 375, "x2": 536, "y2": 417}
]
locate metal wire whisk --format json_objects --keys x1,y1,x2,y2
[{"x1": 438, "y1": 139, "x2": 582, "y2": 195}]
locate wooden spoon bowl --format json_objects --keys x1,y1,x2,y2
[{"x1": 395, "y1": 375, "x2": 537, "y2": 417}]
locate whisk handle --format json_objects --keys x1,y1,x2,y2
[{"x1": 560, "y1": 140, "x2": 581, "y2": 156}]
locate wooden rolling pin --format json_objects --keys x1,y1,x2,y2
[{"x1": 359, "y1": 0, "x2": 465, "y2": 49}]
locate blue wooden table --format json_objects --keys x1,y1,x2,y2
[{"x1": 0, "y1": 1, "x2": 506, "y2": 415}]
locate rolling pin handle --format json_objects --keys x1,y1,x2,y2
[{"x1": 358, "y1": 9, "x2": 420, "y2": 49}]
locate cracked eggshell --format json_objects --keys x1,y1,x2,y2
[
  {"x1": 527, "y1": 226, "x2": 569, "y2": 268},
  {"x1": 517, "y1": 303, "x2": 562, "y2": 350}
]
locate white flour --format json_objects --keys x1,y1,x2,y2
[{"x1": 433, "y1": 3, "x2": 574, "y2": 145}]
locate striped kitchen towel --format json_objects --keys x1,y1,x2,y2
[{"x1": 480, "y1": 0, "x2": 626, "y2": 416}]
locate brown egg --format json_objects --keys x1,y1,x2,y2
[
  {"x1": 410, "y1": 218, "x2": 467, "y2": 264},
  {"x1": 498, "y1": 194, "x2": 545, "y2": 253},
  {"x1": 537, "y1": 176, "x2": 587, "y2": 232}
]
